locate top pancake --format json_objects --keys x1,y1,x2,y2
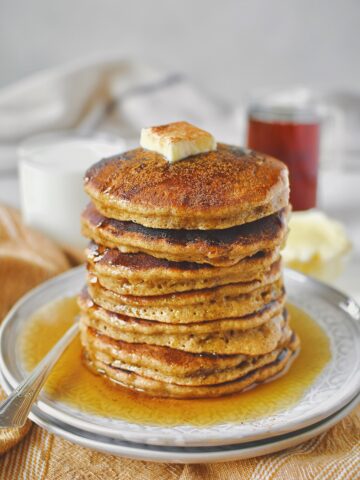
[{"x1": 84, "y1": 144, "x2": 289, "y2": 229}]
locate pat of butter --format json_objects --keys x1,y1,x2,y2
[
  {"x1": 283, "y1": 210, "x2": 351, "y2": 265},
  {"x1": 140, "y1": 121, "x2": 216, "y2": 163}
]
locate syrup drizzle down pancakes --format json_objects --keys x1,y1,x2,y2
[{"x1": 79, "y1": 122, "x2": 299, "y2": 399}]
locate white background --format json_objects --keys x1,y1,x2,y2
[{"x1": 1, "y1": 0, "x2": 360, "y2": 102}]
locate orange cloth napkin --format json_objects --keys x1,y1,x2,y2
[{"x1": 0, "y1": 204, "x2": 359, "y2": 479}]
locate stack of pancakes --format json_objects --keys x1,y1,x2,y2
[{"x1": 79, "y1": 142, "x2": 300, "y2": 398}]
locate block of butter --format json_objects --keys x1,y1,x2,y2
[
  {"x1": 140, "y1": 121, "x2": 217, "y2": 163},
  {"x1": 283, "y1": 210, "x2": 351, "y2": 280}
]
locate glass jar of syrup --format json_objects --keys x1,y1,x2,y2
[{"x1": 247, "y1": 102, "x2": 320, "y2": 211}]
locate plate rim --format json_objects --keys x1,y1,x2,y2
[{"x1": 1, "y1": 370, "x2": 358, "y2": 463}]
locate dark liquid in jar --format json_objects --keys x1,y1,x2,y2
[{"x1": 247, "y1": 118, "x2": 319, "y2": 211}]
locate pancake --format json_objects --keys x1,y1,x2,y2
[
  {"x1": 80, "y1": 323, "x2": 293, "y2": 376},
  {"x1": 86, "y1": 242, "x2": 281, "y2": 295},
  {"x1": 78, "y1": 288, "x2": 285, "y2": 335},
  {"x1": 80, "y1": 309, "x2": 287, "y2": 355},
  {"x1": 80, "y1": 324, "x2": 295, "y2": 386},
  {"x1": 82, "y1": 203, "x2": 289, "y2": 266},
  {"x1": 82, "y1": 325, "x2": 248, "y2": 374},
  {"x1": 82, "y1": 334, "x2": 299, "y2": 398},
  {"x1": 87, "y1": 269, "x2": 284, "y2": 323},
  {"x1": 84, "y1": 144, "x2": 289, "y2": 229}
]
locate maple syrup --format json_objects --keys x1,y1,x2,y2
[{"x1": 19, "y1": 297, "x2": 330, "y2": 426}]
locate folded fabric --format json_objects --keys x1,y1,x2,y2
[
  {"x1": 0, "y1": 205, "x2": 70, "y2": 322},
  {"x1": 0, "y1": 55, "x2": 241, "y2": 170}
]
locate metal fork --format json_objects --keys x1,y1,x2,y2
[{"x1": 0, "y1": 322, "x2": 78, "y2": 428}]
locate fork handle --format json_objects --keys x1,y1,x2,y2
[{"x1": 0, "y1": 321, "x2": 78, "y2": 428}]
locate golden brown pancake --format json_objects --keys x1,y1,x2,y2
[
  {"x1": 82, "y1": 203, "x2": 289, "y2": 266},
  {"x1": 78, "y1": 288, "x2": 285, "y2": 335},
  {"x1": 82, "y1": 333, "x2": 299, "y2": 398},
  {"x1": 80, "y1": 323, "x2": 295, "y2": 386},
  {"x1": 80, "y1": 310, "x2": 287, "y2": 355},
  {"x1": 87, "y1": 269, "x2": 284, "y2": 323},
  {"x1": 86, "y1": 242, "x2": 281, "y2": 295},
  {"x1": 80, "y1": 323, "x2": 293, "y2": 376},
  {"x1": 84, "y1": 144, "x2": 289, "y2": 230}
]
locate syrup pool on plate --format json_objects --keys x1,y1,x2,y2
[{"x1": 18, "y1": 297, "x2": 331, "y2": 427}]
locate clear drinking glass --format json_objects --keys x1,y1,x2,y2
[{"x1": 18, "y1": 132, "x2": 126, "y2": 248}]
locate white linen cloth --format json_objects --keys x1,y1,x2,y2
[
  {"x1": 0, "y1": 55, "x2": 241, "y2": 171},
  {"x1": 0, "y1": 54, "x2": 358, "y2": 172}
]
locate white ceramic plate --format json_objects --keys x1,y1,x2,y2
[
  {"x1": 0, "y1": 371, "x2": 358, "y2": 464},
  {"x1": 0, "y1": 266, "x2": 360, "y2": 447}
]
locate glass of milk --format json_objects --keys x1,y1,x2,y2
[{"x1": 19, "y1": 133, "x2": 126, "y2": 249}]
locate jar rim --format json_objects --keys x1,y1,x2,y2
[{"x1": 249, "y1": 103, "x2": 320, "y2": 124}]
